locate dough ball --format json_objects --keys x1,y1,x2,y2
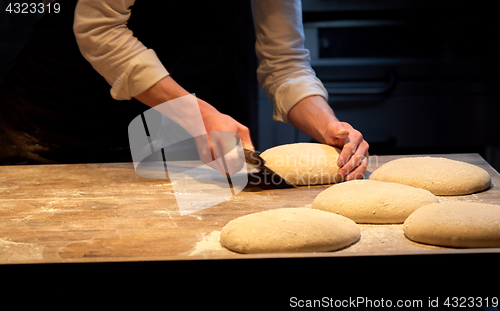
[
  {"x1": 312, "y1": 179, "x2": 439, "y2": 224},
  {"x1": 219, "y1": 208, "x2": 360, "y2": 254},
  {"x1": 260, "y1": 143, "x2": 342, "y2": 186},
  {"x1": 403, "y1": 202, "x2": 500, "y2": 248},
  {"x1": 369, "y1": 157, "x2": 491, "y2": 195}
]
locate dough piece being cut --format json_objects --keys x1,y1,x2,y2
[
  {"x1": 369, "y1": 157, "x2": 491, "y2": 195},
  {"x1": 219, "y1": 208, "x2": 360, "y2": 254},
  {"x1": 312, "y1": 179, "x2": 439, "y2": 224},
  {"x1": 260, "y1": 143, "x2": 342, "y2": 186},
  {"x1": 403, "y1": 202, "x2": 500, "y2": 248}
]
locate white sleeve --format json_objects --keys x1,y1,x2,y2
[
  {"x1": 251, "y1": 0, "x2": 328, "y2": 123},
  {"x1": 73, "y1": 0, "x2": 169, "y2": 100}
]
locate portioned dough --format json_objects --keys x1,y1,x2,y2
[
  {"x1": 369, "y1": 157, "x2": 491, "y2": 195},
  {"x1": 260, "y1": 143, "x2": 342, "y2": 186},
  {"x1": 403, "y1": 202, "x2": 500, "y2": 248},
  {"x1": 219, "y1": 208, "x2": 360, "y2": 254},
  {"x1": 312, "y1": 179, "x2": 439, "y2": 224}
]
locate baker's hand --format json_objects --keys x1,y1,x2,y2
[
  {"x1": 196, "y1": 98, "x2": 254, "y2": 177},
  {"x1": 287, "y1": 95, "x2": 369, "y2": 181},
  {"x1": 134, "y1": 76, "x2": 253, "y2": 177},
  {"x1": 323, "y1": 121, "x2": 369, "y2": 181}
]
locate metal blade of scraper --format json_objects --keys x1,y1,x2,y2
[{"x1": 243, "y1": 148, "x2": 298, "y2": 188}]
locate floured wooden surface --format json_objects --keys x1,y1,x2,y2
[
  {"x1": 0, "y1": 154, "x2": 499, "y2": 263},
  {"x1": 183, "y1": 223, "x2": 500, "y2": 260},
  {"x1": 179, "y1": 225, "x2": 442, "y2": 259}
]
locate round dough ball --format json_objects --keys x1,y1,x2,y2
[
  {"x1": 312, "y1": 179, "x2": 439, "y2": 224},
  {"x1": 219, "y1": 208, "x2": 360, "y2": 254},
  {"x1": 260, "y1": 143, "x2": 342, "y2": 186},
  {"x1": 369, "y1": 157, "x2": 491, "y2": 195},
  {"x1": 403, "y1": 202, "x2": 500, "y2": 248}
]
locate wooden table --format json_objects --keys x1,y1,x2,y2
[{"x1": 1, "y1": 153, "x2": 499, "y2": 264}]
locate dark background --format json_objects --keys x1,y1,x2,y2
[{"x1": 1, "y1": 0, "x2": 500, "y2": 171}]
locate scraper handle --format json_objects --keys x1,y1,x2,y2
[{"x1": 243, "y1": 148, "x2": 265, "y2": 168}]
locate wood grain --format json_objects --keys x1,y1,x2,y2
[{"x1": 1, "y1": 153, "x2": 499, "y2": 264}]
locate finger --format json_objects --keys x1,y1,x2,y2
[
  {"x1": 337, "y1": 138, "x2": 355, "y2": 168},
  {"x1": 210, "y1": 132, "x2": 243, "y2": 176},
  {"x1": 194, "y1": 134, "x2": 228, "y2": 176},
  {"x1": 338, "y1": 153, "x2": 364, "y2": 179},
  {"x1": 337, "y1": 140, "x2": 369, "y2": 177},
  {"x1": 205, "y1": 158, "x2": 227, "y2": 176},
  {"x1": 195, "y1": 134, "x2": 214, "y2": 162},
  {"x1": 223, "y1": 144, "x2": 245, "y2": 176},
  {"x1": 238, "y1": 125, "x2": 255, "y2": 151},
  {"x1": 344, "y1": 152, "x2": 369, "y2": 181},
  {"x1": 337, "y1": 129, "x2": 364, "y2": 168}
]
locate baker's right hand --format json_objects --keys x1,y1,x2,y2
[
  {"x1": 196, "y1": 98, "x2": 254, "y2": 177},
  {"x1": 134, "y1": 76, "x2": 253, "y2": 177}
]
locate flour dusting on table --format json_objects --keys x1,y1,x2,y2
[{"x1": 187, "y1": 231, "x2": 233, "y2": 257}]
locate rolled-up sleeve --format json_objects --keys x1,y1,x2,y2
[
  {"x1": 251, "y1": 0, "x2": 328, "y2": 123},
  {"x1": 73, "y1": 0, "x2": 169, "y2": 100}
]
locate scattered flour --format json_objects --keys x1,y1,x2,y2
[
  {"x1": 437, "y1": 194, "x2": 483, "y2": 204},
  {"x1": 0, "y1": 237, "x2": 44, "y2": 262},
  {"x1": 186, "y1": 231, "x2": 231, "y2": 257}
]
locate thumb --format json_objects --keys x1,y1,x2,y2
[
  {"x1": 325, "y1": 122, "x2": 349, "y2": 145},
  {"x1": 237, "y1": 125, "x2": 255, "y2": 151}
]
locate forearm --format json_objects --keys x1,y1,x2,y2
[
  {"x1": 134, "y1": 76, "x2": 189, "y2": 107},
  {"x1": 134, "y1": 76, "x2": 222, "y2": 137},
  {"x1": 135, "y1": 75, "x2": 221, "y2": 117}
]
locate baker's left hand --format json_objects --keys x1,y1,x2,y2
[
  {"x1": 287, "y1": 95, "x2": 369, "y2": 181},
  {"x1": 323, "y1": 121, "x2": 369, "y2": 181}
]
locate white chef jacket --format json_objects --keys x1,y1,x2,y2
[{"x1": 72, "y1": 0, "x2": 328, "y2": 123}]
